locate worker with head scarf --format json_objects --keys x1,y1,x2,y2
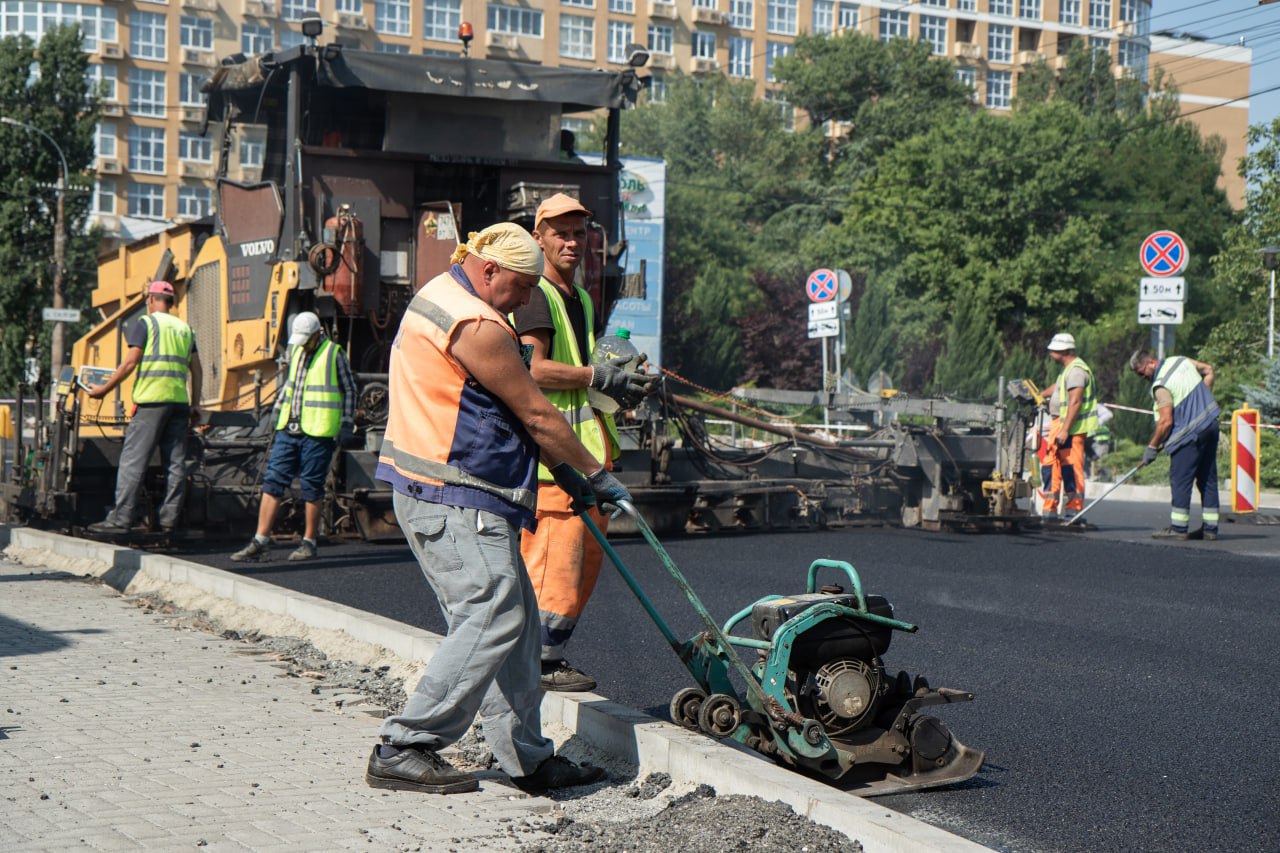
[{"x1": 366, "y1": 223, "x2": 630, "y2": 795}]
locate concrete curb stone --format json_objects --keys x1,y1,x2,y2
[{"x1": 2, "y1": 525, "x2": 987, "y2": 853}]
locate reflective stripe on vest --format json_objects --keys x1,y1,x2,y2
[
  {"x1": 1056, "y1": 356, "x2": 1098, "y2": 436},
  {"x1": 1152, "y1": 356, "x2": 1220, "y2": 453},
  {"x1": 376, "y1": 267, "x2": 539, "y2": 528},
  {"x1": 517, "y1": 278, "x2": 620, "y2": 483},
  {"x1": 275, "y1": 339, "x2": 344, "y2": 437},
  {"x1": 133, "y1": 313, "x2": 194, "y2": 404}
]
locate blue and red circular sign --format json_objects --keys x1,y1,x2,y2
[
  {"x1": 806, "y1": 268, "x2": 837, "y2": 302},
  {"x1": 1140, "y1": 231, "x2": 1188, "y2": 277}
]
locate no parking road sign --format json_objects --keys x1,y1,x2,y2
[
  {"x1": 806, "y1": 268, "x2": 837, "y2": 303},
  {"x1": 1140, "y1": 231, "x2": 1188, "y2": 277}
]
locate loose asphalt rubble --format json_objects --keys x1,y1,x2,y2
[{"x1": 0, "y1": 525, "x2": 987, "y2": 852}]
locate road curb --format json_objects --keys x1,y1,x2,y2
[{"x1": 1, "y1": 525, "x2": 987, "y2": 853}]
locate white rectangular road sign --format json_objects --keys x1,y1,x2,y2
[
  {"x1": 808, "y1": 301, "x2": 838, "y2": 322},
  {"x1": 808, "y1": 318, "x2": 840, "y2": 338},
  {"x1": 1139, "y1": 277, "x2": 1185, "y2": 301},
  {"x1": 1138, "y1": 300, "x2": 1183, "y2": 325},
  {"x1": 42, "y1": 307, "x2": 81, "y2": 323}
]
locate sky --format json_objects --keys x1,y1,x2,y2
[{"x1": 1152, "y1": 0, "x2": 1280, "y2": 136}]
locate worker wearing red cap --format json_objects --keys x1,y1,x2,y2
[
  {"x1": 87, "y1": 280, "x2": 202, "y2": 535},
  {"x1": 511, "y1": 193, "x2": 651, "y2": 692}
]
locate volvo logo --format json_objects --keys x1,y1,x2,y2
[{"x1": 239, "y1": 239, "x2": 275, "y2": 257}]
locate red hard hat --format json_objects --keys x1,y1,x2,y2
[{"x1": 147, "y1": 280, "x2": 175, "y2": 296}]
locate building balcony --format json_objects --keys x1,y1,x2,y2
[
  {"x1": 180, "y1": 162, "x2": 215, "y2": 179},
  {"x1": 181, "y1": 0, "x2": 217, "y2": 10},
  {"x1": 242, "y1": 0, "x2": 274, "y2": 18},
  {"x1": 953, "y1": 42, "x2": 981, "y2": 61},
  {"x1": 649, "y1": 1, "x2": 677, "y2": 20},
  {"x1": 689, "y1": 56, "x2": 718, "y2": 73},
  {"x1": 99, "y1": 41, "x2": 122, "y2": 59},
  {"x1": 182, "y1": 49, "x2": 216, "y2": 68},
  {"x1": 95, "y1": 158, "x2": 122, "y2": 175},
  {"x1": 692, "y1": 7, "x2": 726, "y2": 25},
  {"x1": 648, "y1": 53, "x2": 675, "y2": 70},
  {"x1": 336, "y1": 12, "x2": 369, "y2": 30},
  {"x1": 485, "y1": 31, "x2": 519, "y2": 51}
]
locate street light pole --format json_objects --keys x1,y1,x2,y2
[
  {"x1": 1, "y1": 117, "x2": 70, "y2": 388},
  {"x1": 1260, "y1": 247, "x2": 1279, "y2": 361}
]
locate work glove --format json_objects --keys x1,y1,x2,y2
[
  {"x1": 339, "y1": 421, "x2": 358, "y2": 448},
  {"x1": 587, "y1": 467, "x2": 632, "y2": 514},
  {"x1": 550, "y1": 463, "x2": 595, "y2": 514},
  {"x1": 1140, "y1": 445, "x2": 1160, "y2": 467},
  {"x1": 589, "y1": 361, "x2": 654, "y2": 408}
]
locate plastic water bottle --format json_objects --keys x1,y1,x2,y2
[{"x1": 587, "y1": 328, "x2": 640, "y2": 414}]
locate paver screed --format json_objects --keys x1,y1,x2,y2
[{"x1": 0, "y1": 559, "x2": 556, "y2": 851}]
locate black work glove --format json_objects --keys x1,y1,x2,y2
[
  {"x1": 590, "y1": 361, "x2": 653, "y2": 408},
  {"x1": 586, "y1": 467, "x2": 631, "y2": 513},
  {"x1": 550, "y1": 463, "x2": 595, "y2": 514},
  {"x1": 339, "y1": 421, "x2": 358, "y2": 448},
  {"x1": 1140, "y1": 445, "x2": 1159, "y2": 466}
]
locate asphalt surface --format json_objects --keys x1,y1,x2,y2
[{"x1": 176, "y1": 501, "x2": 1280, "y2": 853}]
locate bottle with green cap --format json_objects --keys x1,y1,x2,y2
[{"x1": 587, "y1": 327, "x2": 642, "y2": 414}]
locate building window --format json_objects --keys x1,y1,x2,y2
[
  {"x1": 766, "y1": 0, "x2": 797, "y2": 36},
  {"x1": 179, "y1": 73, "x2": 207, "y2": 106},
  {"x1": 127, "y1": 182, "x2": 165, "y2": 218},
  {"x1": 488, "y1": 4, "x2": 542, "y2": 37},
  {"x1": 128, "y1": 68, "x2": 166, "y2": 117},
  {"x1": 956, "y1": 65, "x2": 976, "y2": 96},
  {"x1": 1118, "y1": 38, "x2": 1147, "y2": 74},
  {"x1": 765, "y1": 40, "x2": 792, "y2": 82},
  {"x1": 179, "y1": 16, "x2": 213, "y2": 50},
  {"x1": 129, "y1": 11, "x2": 166, "y2": 61},
  {"x1": 337, "y1": 0, "x2": 364, "y2": 12},
  {"x1": 837, "y1": 3, "x2": 858, "y2": 29},
  {"x1": 1120, "y1": 0, "x2": 1148, "y2": 31},
  {"x1": 729, "y1": 0, "x2": 752, "y2": 29},
  {"x1": 376, "y1": 42, "x2": 409, "y2": 52},
  {"x1": 812, "y1": 0, "x2": 833, "y2": 34},
  {"x1": 423, "y1": 0, "x2": 461, "y2": 40},
  {"x1": 728, "y1": 36, "x2": 752, "y2": 78},
  {"x1": 1088, "y1": 0, "x2": 1111, "y2": 29},
  {"x1": 177, "y1": 185, "x2": 212, "y2": 218},
  {"x1": 879, "y1": 10, "x2": 909, "y2": 41},
  {"x1": 1089, "y1": 34, "x2": 1109, "y2": 53},
  {"x1": 0, "y1": 4, "x2": 119, "y2": 52},
  {"x1": 691, "y1": 0, "x2": 715, "y2": 8},
  {"x1": 989, "y1": 0, "x2": 1013, "y2": 16},
  {"x1": 563, "y1": 0, "x2": 594, "y2": 6},
  {"x1": 648, "y1": 23, "x2": 672, "y2": 54},
  {"x1": 375, "y1": 0, "x2": 411, "y2": 35},
  {"x1": 128, "y1": 126, "x2": 166, "y2": 174},
  {"x1": 560, "y1": 14, "x2": 593, "y2": 60},
  {"x1": 647, "y1": 74, "x2": 667, "y2": 104},
  {"x1": 95, "y1": 122, "x2": 117, "y2": 159},
  {"x1": 607, "y1": 21, "x2": 632, "y2": 63},
  {"x1": 764, "y1": 90, "x2": 794, "y2": 131},
  {"x1": 1019, "y1": 0, "x2": 1041, "y2": 18},
  {"x1": 281, "y1": 0, "x2": 318, "y2": 21},
  {"x1": 242, "y1": 24, "x2": 273, "y2": 54},
  {"x1": 988, "y1": 24, "x2": 1013, "y2": 63},
  {"x1": 86, "y1": 63, "x2": 118, "y2": 102},
  {"x1": 986, "y1": 70, "x2": 1011, "y2": 109},
  {"x1": 239, "y1": 138, "x2": 265, "y2": 169},
  {"x1": 956, "y1": 0, "x2": 975, "y2": 10},
  {"x1": 179, "y1": 132, "x2": 212, "y2": 162},
  {"x1": 693, "y1": 30, "x2": 716, "y2": 60},
  {"x1": 919, "y1": 15, "x2": 946, "y2": 54},
  {"x1": 1059, "y1": 0, "x2": 1080, "y2": 24},
  {"x1": 609, "y1": 0, "x2": 634, "y2": 12},
  {"x1": 94, "y1": 179, "x2": 116, "y2": 215}
]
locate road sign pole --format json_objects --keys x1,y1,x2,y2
[
  {"x1": 821, "y1": 337, "x2": 829, "y2": 430},
  {"x1": 1158, "y1": 324, "x2": 1165, "y2": 361}
]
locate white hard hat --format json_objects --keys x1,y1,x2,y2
[
  {"x1": 288, "y1": 312, "x2": 322, "y2": 346},
  {"x1": 1046, "y1": 333, "x2": 1076, "y2": 352}
]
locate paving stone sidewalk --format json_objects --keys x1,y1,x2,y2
[{"x1": 0, "y1": 559, "x2": 556, "y2": 852}]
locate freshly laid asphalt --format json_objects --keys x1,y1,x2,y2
[{"x1": 180, "y1": 499, "x2": 1280, "y2": 853}]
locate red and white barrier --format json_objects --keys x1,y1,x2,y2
[{"x1": 1232, "y1": 406, "x2": 1260, "y2": 514}]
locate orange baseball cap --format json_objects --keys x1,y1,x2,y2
[
  {"x1": 534, "y1": 192, "x2": 592, "y2": 230},
  {"x1": 147, "y1": 280, "x2": 175, "y2": 296}
]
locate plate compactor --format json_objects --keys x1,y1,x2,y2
[{"x1": 586, "y1": 501, "x2": 985, "y2": 796}]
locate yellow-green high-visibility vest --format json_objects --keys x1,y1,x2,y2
[
  {"x1": 132, "y1": 312, "x2": 194, "y2": 405},
  {"x1": 516, "y1": 279, "x2": 620, "y2": 482},
  {"x1": 1056, "y1": 356, "x2": 1098, "y2": 437},
  {"x1": 275, "y1": 339, "x2": 344, "y2": 438}
]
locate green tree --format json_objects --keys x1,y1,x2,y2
[
  {"x1": 845, "y1": 276, "x2": 897, "y2": 387},
  {"x1": 932, "y1": 290, "x2": 1000, "y2": 399},
  {"x1": 0, "y1": 25, "x2": 100, "y2": 391}
]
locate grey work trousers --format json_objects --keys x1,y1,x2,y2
[
  {"x1": 379, "y1": 493, "x2": 553, "y2": 777},
  {"x1": 106, "y1": 403, "x2": 189, "y2": 528}
]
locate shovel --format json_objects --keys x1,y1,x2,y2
[{"x1": 1063, "y1": 461, "x2": 1146, "y2": 526}]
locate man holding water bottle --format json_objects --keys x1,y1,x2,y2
[{"x1": 511, "y1": 193, "x2": 651, "y2": 692}]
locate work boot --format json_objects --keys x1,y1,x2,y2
[
  {"x1": 1199, "y1": 528, "x2": 1218, "y2": 541},
  {"x1": 511, "y1": 755, "x2": 606, "y2": 794},
  {"x1": 365, "y1": 744, "x2": 478, "y2": 794},
  {"x1": 86, "y1": 519, "x2": 130, "y2": 535},
  {"x1": 540, "y1": 660, "x2": 597, "y2": 692},
  {"x1": 1151, "y1": 527, "x2": 1190, "y2": 540},
  {"x1": 230, "y1": 538, "x2": 271, "y2": 562},
  {"x1": 288, "y1": 539, "x2": 317, "y2": 562}
]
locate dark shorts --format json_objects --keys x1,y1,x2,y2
[{"x1": 262, "y1": 430, "x2": 336, "y2": 503}]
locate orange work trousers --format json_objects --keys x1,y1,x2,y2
[
  {"x1": 1045, "y1": 432, "x2": 1087, "y2": 513},
  {"x1": 519, "y1": 482, "x2": 609, "y2": 662}
]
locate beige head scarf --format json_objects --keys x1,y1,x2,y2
[{"x1": 450, "y1": 222, "x2": 543, "y2": 277}]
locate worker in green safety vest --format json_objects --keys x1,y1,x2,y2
[
  {"x1": 1042, "y1": 332, "x2": 1098, "y2": 518},
  {"x1": 87, "y1": 280, "x2": 202, "y2": 536},
  {"x1": 232, "y1": 311, "x2": 357, "y2": 563}
]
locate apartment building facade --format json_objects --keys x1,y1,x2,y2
[{"x1": 0, "y1": 0, "x2": 1252, "y2": 242}]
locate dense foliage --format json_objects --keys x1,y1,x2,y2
[{"x1": 0, "y1": 26, "x2": 101, "y2": 391}]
